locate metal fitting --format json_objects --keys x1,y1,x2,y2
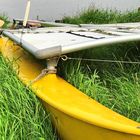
[{"x1": 46, "y1": 57, "x2": 59, "y2": 74}]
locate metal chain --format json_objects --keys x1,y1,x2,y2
[{"x1": 61, "y1": 55, "x2": 140, "y2": 65}]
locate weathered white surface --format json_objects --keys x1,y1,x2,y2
[
  {"x1": 15, "y1": 32, "x2": 94, "y2": 50},
  {"x1": 3, "y1": 23, "x2": 140, "y2": 59}
]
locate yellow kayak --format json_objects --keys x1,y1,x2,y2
[{"x1": 0, "y1": 37, "x2": 140, "y2": 140}]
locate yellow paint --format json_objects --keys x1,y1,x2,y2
[{"x1": 0, "y1": 37, "x2": 140, "y2": 140}]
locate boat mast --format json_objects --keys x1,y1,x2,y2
[{"x1": 23, "y1": 0, "x2": 31, "y2": 27}]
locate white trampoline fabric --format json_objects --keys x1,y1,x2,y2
[{"x1": 3, "y1": 23, "x2": 140, "y2": 59}]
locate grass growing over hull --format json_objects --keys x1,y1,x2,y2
[
  {"x1": 61, "y1": 8, "x2": 140, "y2": 123},
  {"x1": 0, "y1": 55, "x2": 56, "y2": 140}
]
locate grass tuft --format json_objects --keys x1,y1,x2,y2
[
  {"x1": 0, "y1": 55, "x2": 56, "y2": 140},
  {"x1": 1, "y1": 7, "x2": 140, "y2": 139},
  {"x1": 61, "y1": 8, "x2": 140, "y2": 123},
  {"x1": 59, "y1": 43, "x2": 140, "y2": 123},
  {"x1": 63, "y1": 8, "x2": 140, "y2": 24},
  {"x1": 0, "y1": 13, "x2": 10, "y2": 28}
]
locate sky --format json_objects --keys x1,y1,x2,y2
[{"x1": 0, "y1": 0, "x2": 140, "y2": 21}]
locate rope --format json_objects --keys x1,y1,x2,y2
[
  {"x1": 27, "y1": 68, "x2": 57, "y2": 87},
  {"x1": 30, "y1": 68, "x2": 49, "y2": 84},
  {"x1": 24, "y1": 54, "x2": 140, "y2": 89},
  {"x1": 26, "y1": 55, "x2": 140, "y2": 87}
]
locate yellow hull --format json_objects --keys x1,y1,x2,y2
[{"x1": 0, "y1": 37, "x2": 140, "y2": 140}]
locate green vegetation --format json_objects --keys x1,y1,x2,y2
[
  {"x1": 0, "y1": 56, "x2": 56, "y2": 140},
  {"x1": 0, "y1": 14, "x2": 10, "y2": 28},
  {"x1": 60, "y1": 44, "x2": 140, "y2": 123},
  {"x1": 1, "y1": 8, "x2": 140, "y2": 139},
  {"x1": 61, "y1": 8, "x2": 140, "y2": 123},
  {"x1": 63, "y1": 8, "x2": 140, "y2": 24}
]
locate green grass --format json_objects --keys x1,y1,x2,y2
[
  {"x1": 0, "y1": 56, "x2": 56, "y2": 140},
  {"x1": 63, "y1": 8, "x2": 140, "y2": 24},
  {"x1": 1, "y1": 8, "x2": 140, "y2": 139},
  {"x1": 59, "y1": 45, "x2": 140, "y2": 123},
  {"x1": 61, "y1": 8, "x2": 140, "y2": 123},
  {"x1": 0, "y1": 14, "x2": 10, "y2": 28}
]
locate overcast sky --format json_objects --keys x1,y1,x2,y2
[{"x1": 0, "y1": 0, "x2": 140, "y2": 21}]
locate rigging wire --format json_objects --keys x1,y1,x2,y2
[{"x1": 61, "y1": 55, "x2": 140, "y2": 65}]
